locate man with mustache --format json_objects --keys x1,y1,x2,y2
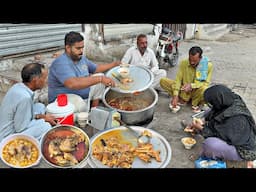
[
  {"x1": 160, "y1": 46, "x2": 213, "y2": 113},
  {"x1": 0, "y1": 63, "x2": 57, "y2": 142},
  {"x1": 48, "y1": 31, "x2": 120, "y2": 112},
  {"x1": 121, "y1": 34, "x2": 167, "y2": 91}
]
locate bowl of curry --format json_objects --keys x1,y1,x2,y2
[
  {"x1": 40, "y1": 125, "x2": 90, "y2": 168},
  {"x1": 0, "y1": 133, "x2": 41, "y2": 168}
]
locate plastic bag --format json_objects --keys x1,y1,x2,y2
[
  {"x1": 195, "y1": 157, "x2": 226, "y2": 168},
  {"x1": 89, "y1": 106, "x2": 121, "y2": 130}
]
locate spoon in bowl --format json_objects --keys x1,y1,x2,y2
[{"x1": 114, "y1": 117, "x2": 150, "y2": 144}]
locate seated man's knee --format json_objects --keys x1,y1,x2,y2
[
  {"x1": 160, "y1": 77, "x2": 169, "y2": 86},
  {"x1": 45, "y1": 122, "x2": 52, "y2": 130},
  {"x1": 159, "y1": 69, "x2": 167, "y2": 78},
  {"x1": 34, "y1": 103, "x2": 46, "y2": 114},
  {"x1": 199, "y1": 85, "x2": 208, "y2": 92}
]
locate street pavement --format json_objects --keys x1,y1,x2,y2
[
  {"x1": 0, "y1": 25, "x2": 256, "y2": 168},
  {"x1": 154, "y1": 25, "x2": 256, "y2": 168}
]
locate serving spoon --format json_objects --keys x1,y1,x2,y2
[{"x1": 114, "y1": 118, "x2": 151, "y2": 144}]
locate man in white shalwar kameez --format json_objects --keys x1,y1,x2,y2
[{"x1": 121, "y1": 34, "x2": 167, "y2": 91}]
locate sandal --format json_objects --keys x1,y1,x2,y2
[
  {"x1": 192, "y1": 106, "x2": 201, "y2": 113},
  {"x1": 169, "y1": 104, "x2": 181, "y2": 113},
  {"x1": 178, "y1": 99, "x2": 187, "y2": 106}
]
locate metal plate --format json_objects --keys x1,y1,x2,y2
[
  {"x1": 87, "y1": 126, "x2": 172, "y2": 168},
  {"x1": 105, "y1": 65, "x2": 154, "y2": 94}
]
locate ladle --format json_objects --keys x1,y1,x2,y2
[{"x1": 114, "y1": 117, "x2": 150, "y2": 144}]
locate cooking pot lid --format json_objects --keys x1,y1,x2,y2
[{"x1": 106, "y1": 65, "x2": 154, "y2": 94}]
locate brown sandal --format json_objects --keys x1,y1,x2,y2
[{"x1": 192, "y1": 106, "x2": 201, "y2": 113}]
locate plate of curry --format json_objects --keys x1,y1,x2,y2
[{"x1": 88, "y1": 126, "x2": 172, "y2": 168}]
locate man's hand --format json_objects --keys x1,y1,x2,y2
[
  {"x1": 43, "y1": 114, "x2": 58, "y2": 126},
  {"x1": 102, "y1": 76, "x2": 116, "y2": 87},
  {"x1": 191, "y1": 118, "x2": 204, "y2": 131},
  {"x1": 181, "y1": 83, "x2": 192, "y2": 93},
  {"x1": 113, "y1": 61, "x2": 121, "y2": 67}
]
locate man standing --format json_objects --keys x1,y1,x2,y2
[
  {"x1": 121, "y1": 34, "x2": 167, "y2": 91},
  {"x1": 0, "y1": 63, "x2": 57, "y2": 142},
  {"x1": 160, "y1": 46, "x2": 213, "y2": 113},
  {"x1": 48, "y1": 31, "x2": 120, "y2": 111}
]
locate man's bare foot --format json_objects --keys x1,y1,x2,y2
[
  {"x1": 91, "y1": 99, "x2": 100, "y2": 107},
  {"x1": 169, "y1": 97, "x2": 187, "y2": 108}
]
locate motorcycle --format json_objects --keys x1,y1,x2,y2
[{"x1": 155, "y1": 26, "x2": 183, "y2": 69}]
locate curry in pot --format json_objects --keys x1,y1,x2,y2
[{"x1": 107, "y1": 96, "x2": 151, "y2": 111}]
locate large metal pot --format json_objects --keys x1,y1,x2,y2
[{"x1": 103, "y1": 87, "x2": 158, "y2": 125}]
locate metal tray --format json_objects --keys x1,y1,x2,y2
[
  {"x1": 105, "y1": 65, "x2": 154, "y2": 94},
  {"x1": 87, "y1": 126, "x2": 172, "y2": 168}
]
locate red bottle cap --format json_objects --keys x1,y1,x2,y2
[{"x1": 57, "y1": 94, "x2": 67, "y2": 106}]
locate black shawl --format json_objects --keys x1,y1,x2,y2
[{"x1": 202, "y1": 84, "x2": 256, "y2": 160}]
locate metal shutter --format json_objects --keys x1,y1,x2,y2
[
  {"x1": 0, "y1": 24, "x2": 81, "y2": 58},
  {"x1": 103, "y1": 24, "x2": 154, "y2": 41}
]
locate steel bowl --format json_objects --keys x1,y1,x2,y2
[
  {"x1": 0, "y1": 133, "x2": 41, "y2": 168},
  {"x1": 40, "y1": 124, "x2": 91, "y2": 168}
]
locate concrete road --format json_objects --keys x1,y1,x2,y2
[{"x1": 153, "y1": 26, "x2": 256, "y2": 168}]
